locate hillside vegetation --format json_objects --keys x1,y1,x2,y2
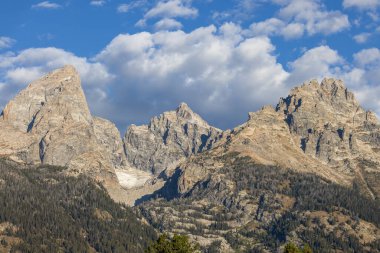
[
  {"x1": 139, "y1": 154, "x2": 380, "y2": 252},
  {"x1": 0, "y1": 159, "x2": 157, "y2": 253}
]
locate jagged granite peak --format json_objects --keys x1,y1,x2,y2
[
  {"x1": 274, "y1": 78, "x2": 380, "y2": 198},
  {"x1": 276, "y1": 78, "x2": 375, "y2": 134},
  {"x1": 0, "y1": 65, "x2": 97, "y2": 166},
  {"x1": 0, "y1": 65, "x2": 125, "y2": 195},
  {"x1": 2, "y1": 65, "x2": 92, "y2": 133},
  {"x1": 123, "y1": 103, "x2": 223, "y2": 174}
]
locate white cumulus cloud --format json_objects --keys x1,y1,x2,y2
[
  {"x1": 32, "y1": 1, "x2": 62, "y2": 9},
  {"x1": 117, "y1": 4, "x2": 130, "y2": 13},
  {"x1": 145, "y1": 0, "x2": 198, "y2": 19},
  {"x1": 138, "y1": 0, "x2": 198, "y2": 26},
  {"x1": 353, "y1": 33, "x2": 371, "y2": 43},
  {"x1": 250, "y1": 18, "x2": 305, "y2": 39},
  {"x1": 154, "y1": 18, "x2": 183, "y2": 30},
  {"x1": 2, "y1": 24, "x2": 380, "y2": 131},
  {"x1": 0, "y1": 37, "x2": 16, "y2": 49},
  {"x1": 90, "y1": 0, "x2": 106, "y2": 7},
  {"x1": 354, "y1": 48, "x2": 380, "y2": 67},
  {"x1": 250, "y1": 0, "x2": 350, "y2": 39},
  {"x1": 287, "y1": 46, "x2": 344, "y2": 85},
  {"x1": 117, "y1": 0, "x2": 147, "y2": 13},
  {"x1": 343, "y1": 0, "x2": 380, "y2": 10},
  {"x1": 88, "y1": 25, "x2": 290, "y2": 128}
]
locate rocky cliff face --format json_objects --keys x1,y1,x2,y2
[
  {"x1": 93, "y1": 117, "x2": 126, "y2": 169},
  {"x1": 276, "y1": 78, "x2": 371, "y2": 164},
  {"x1": 277, "y1": 78, "x2": 380, "y2": 198},
  {"x1": 123, "y1": 103, "x2": 222, "y2": 174},
  {"x1": 0, "y1": 66, "x2": 122, "y2": 187}
]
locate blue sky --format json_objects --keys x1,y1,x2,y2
[{"x1": 1, "y1": 0, "x2": 380, "y2": 131}]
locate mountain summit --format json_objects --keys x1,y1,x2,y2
[
  {"x1": 277, "y1": 78, "x2": 380, "y2": 198},
  {"x1": 0, "y1": 65, "x2": 124, "y2": 189},
  {"x1": 123, "y1": 102, "x2": 222, "y2": 175}
]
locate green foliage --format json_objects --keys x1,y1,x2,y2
[
  {"x1": 284, "y1": 242, "x2": 301, "y2": 253},
  {"x1": 146, "y1": 234, "x2": 198, "y2": 253},
  {"x1": 283, "y1": 243, "x2": 313, "y2": 253},
  {"x1": 0, "y1": 159, "x2": 157, "y2": 252},
  {"x1": 302, "y1": 244, "x2": 312, "y2": 253}
]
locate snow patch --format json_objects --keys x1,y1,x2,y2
[{"x1": 115, "y1": 169, "x2": 152, "y2": 189}]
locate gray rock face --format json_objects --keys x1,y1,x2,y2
[
  {"x1": 275, "y1": 78, "x2": 380, "y2": 198},
  {"x1": 123, "y1": 103, "x2": 222, "y2": 174},
  {"x1": 93, "y1": 117, "x2": 126, "y2": 169},
  {"x1": 276, "y1": 78, "x2": 380, "y2": 167},
  {"x1": 276, "y1": 78, "x2": 366, "y2": 164},
  {"x1": 0, "y1": 66, "x2": 122, "y2": 188},
  {"x1": 1, "y1": 66, "x2": 94, "y2": 165}
]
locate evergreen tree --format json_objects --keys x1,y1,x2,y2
[
  {"x1": 146, "y1": 233, "x2": 199, "y2": 253},
  {"x1": 283, "y1": 242, "x2": 313, "y2": 253},
  {"x1": 284, "y1": 242, "x2": 302, "y2": 253}
]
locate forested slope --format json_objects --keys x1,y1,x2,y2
[
  {"x1": 0, "y1": 159, "x2": 157, "y2": 253},
  {"x1": 139, "y1": 155, "x2": 380, "y2": 252}
]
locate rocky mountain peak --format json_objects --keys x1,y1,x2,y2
[
  {"x1": 0, "y1": 66, "x2": 127, "y2": 196},
  {"x1": 272, "y1": 78, "x2": 380, "y2": 198},
  {"x1": 146, "y1": 102, "x2": 213, "y2": 132},
  {"x1": 124, "y1": 103, "x2": 222, "y2": 174},
  {"x1": 1, "y1": 64, "x2": 91, "y2": 134},
  {"x1": 176, "y1": 102, "x2": 195, "y2": 121},
  {"x1": 287, "y1": 78, "x2": 357, "y2": 105},
  {"x1": 320, "y1": 77, "x2": 346, "y2": 91},
  {"x1": 177, "y1": 101, "x2": 191, "y2": 112},
  {"x1": 276, "y1": 78, "x2": 368, "y2": 134}
]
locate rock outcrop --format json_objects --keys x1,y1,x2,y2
[
  {"x1": 276, "y1": 78, "x2": 380, "y2": 198},
  {"x1": 0, "y1": 66, "x2": 121, "y2": 187},
  {"x1": 123, "y1": 103, "x2": 222, "y2": 174},
  {"x1": 93, "y1": 117, "x2": 126, "y2": 169}
]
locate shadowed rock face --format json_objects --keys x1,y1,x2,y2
[
  {"x1": 0, "y1": 65, "x2": 122, "y2": 187},
  {"x1": 172, "y1": 78, "x2": 380, "y2": 200},
  {"x1": 123, "y1": 103, "x2": 223, "y2": 175},
  {"x1": 276, "y1": 78, "x2": 370, "y2": 163},
  {"x1": 93, "y1": 117, "x2": 126, "y2": 169},
  {"x1": 277, "y1": 78, "x2": 380, "y2": 198}
]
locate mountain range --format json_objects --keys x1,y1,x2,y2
[{"x1": 0, "y1": 66, "x2": 379, "y2": 252}]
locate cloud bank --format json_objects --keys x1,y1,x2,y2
[
  {"x1": 1, "y1": 24, "x2": 380, "y2": 131},
  {"x1": 250, "y1": 0, "x2": 350, "y2": 39}
]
